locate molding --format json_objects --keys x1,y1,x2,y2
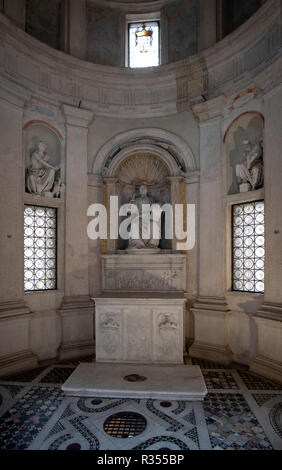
[
  {"x1": 88, "y1": 173, "x2": 103, "y2": 188},
  {"x1": 0, "y1": 1, "x2": 280, "y2": 118},
  {"x1": 23, "y1": 120, "x2": 64, "y2": 140},
  {"x1": 183, "y1": 171, "x2": 200, "y2": 184},
  {"x1": 189, "y1": 341, "x2": 233, "y2": 365},
  {"x1": 0, "y1": 350, "x2": 38, "y2": 377},
  {"x1": 0, "y1": 300, "x2": 32, "y2": 320},
  {"x1": 92, "y1": 128, "x2": 197, "y2": 174},
  {"x1": 224, "y1": 188, "x2": 264, "y2": 206},
  {"x1": 62, "y1": 104, "x2": 94, "y2": 128},
  {"x1": 0, "y1": 77, "x2": 31, "y2": 110},
  {"x1": 250, "y1": 354, "x2": 282, "y2": 384},
  {"x1": 87, "y1": 0, "x2": 175, "y2": 12},
  {"x1": 57, "y1": 340, "x2": 95, "y2": 361},
  {"x1": 255, "y1": 302, "x2": 282, "y2": 322},
  {"x1": 191, "y1": 296, "x2": 230, "y2": 314},
  {"x1": 58, "y1": 296, "x2": 94, "y2": 313},
  {"x1": 192, "y1": 95, "x2": 227, "y2": 122}
]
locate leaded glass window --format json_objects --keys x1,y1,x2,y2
[
  {"x1": 232, "y1": 201, "x2": 264, "y2": 293},
  {"x1": 24, "y1": 205, "x2": 57, "y2": 292},
  {"x1": 128, "y1": 21, "x2": 160, "y2": 68}
]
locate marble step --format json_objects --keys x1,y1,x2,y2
[{"x1": 62, "y1": 363, "x2": 207, "y2": 401}]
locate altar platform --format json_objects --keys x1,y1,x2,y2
[{"x1": 62, "y1": 363, "x2": 207, "y2": 401}]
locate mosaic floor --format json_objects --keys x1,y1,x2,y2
[{"x1": 0, "y1": 357, "x2": 281, "y2": 451}]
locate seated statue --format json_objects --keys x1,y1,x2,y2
[
  {"x1": 236, "y1": 139, "x2": 264, "y2": 192},
  {"x1": 128, "y1": 184, "x2": 161, "y2": 250},
  {"x1": 26, "y1": 141, "x2": 61, "y2": 197}
]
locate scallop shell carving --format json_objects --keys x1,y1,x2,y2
[{"x1": 116, "y1": 155, "x2": 169, "y2": 186}]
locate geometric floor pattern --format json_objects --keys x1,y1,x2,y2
[{"x1": 0, "y1": 357, "x2": 281, "y2": 451}]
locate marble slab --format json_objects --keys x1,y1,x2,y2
[{"x1": 62, "y1": 363, "x2": 207, "y2": 401}]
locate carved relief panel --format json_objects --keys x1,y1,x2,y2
[{"x1": 96, "y1": 311, "x2": 122, "y2": 362}]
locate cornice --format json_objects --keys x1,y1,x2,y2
[
  {"x1": 0, "y1": 0, "x2": 280, "y2": 119},
  {"x1": 86, "y1": 0, "x2": 177, "y2": 13},
  {"x1": 62, "y1": 104, "x2": 94, "y2": 128},
  {"x1": 192, "y1": 95, "x2": 227, "y2": 123}
]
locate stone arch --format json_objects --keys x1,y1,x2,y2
[{"x1": 91, "y1": 128, "x2": 197, "y2": 176}]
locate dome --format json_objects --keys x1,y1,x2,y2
[{"x1": 2, "y1": 0, "x2": 264, "y2": 67}]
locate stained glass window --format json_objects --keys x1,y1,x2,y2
[
  {"x1": 232, "y1": 201, "x2": 264, "y2": 293},
  {"x1": 24, "y1": 205, "x2": 57, "y2": 292},
  {"x1": 128, "y1": 21, "x2": 159, "y2": 68}
]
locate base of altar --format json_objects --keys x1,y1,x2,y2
[
  {"x1": 94, "y1": 294, "x2": 186, "y2": 364},
  {"x1": 62, "y1": 363, "x2": 207, "y2": 401}
]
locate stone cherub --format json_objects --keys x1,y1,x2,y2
[
  {"x1": 26, "y1": 141, "x2": 64, "y2": 198},
  {"x1": 236, "y1": 139, "x2": 264, "y2": 193}
]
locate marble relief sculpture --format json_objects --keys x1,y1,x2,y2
[
  {"x1": 26, "y1": 141, "x2": 64, "y2": 198},
  {"x1": 236, "y1": 139, "x2": 264, "y2": 193},
  {"x1": 128, "y1": 183, "x2": 162, "y2": 250}
]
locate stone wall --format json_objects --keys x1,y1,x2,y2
[{"x1": 0, "y1": 1, "x2": 281, "y2": 381}]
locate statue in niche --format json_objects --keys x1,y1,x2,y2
[
  {"x1": 26, "y1": 141, "x2": 64, "y2": 198},
  {"x1": 236, "y1": 139, "x2": 264, "y2": 193},
  {"x1": 127, "y1": 183, "x2": 161, "y2": 250}
]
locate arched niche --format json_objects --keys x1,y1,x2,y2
[
  {"x1": 224, "y1": 112, "x2": 264, "y2": 195},
  {"x1": 104, "y1": 148, "x2": 173, "y2": 251},
  {"x1": 23, "y1": 121, "x2": 65, "y2": 196},
  {"x1": 92, "y1": 128, "x2": 197, "y2": 176}
]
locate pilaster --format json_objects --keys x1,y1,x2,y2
[
  {"x1": 57, "y1": 104, "x2": 95, "y2": 360},
  {"x1": 189, "y1": 96, "x2": 233, "y2": 365},
  {"x1": 88, "y1": 174, "x2": 103, "y2": 296},
  {"x1": 0, "y1": 84, "x2": 38, "y2": 375},
  {"x1": 250, "y1": 84, "x2": 282, "y2": 382}
]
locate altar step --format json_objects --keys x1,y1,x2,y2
[{"x1": 62, "y1": 363, "x2": 207, "y2": 401}]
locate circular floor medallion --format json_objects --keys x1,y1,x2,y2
[
  {"x1": 67, "y1": 443, "x2": 81, "y2": 451},
  {"x1": 160, "y1": 401, "x2": 172, "y2": 408},
  {"x1": 91, "y1": 399, "x2": 103, "y2": 406},
  {"x1": 123, "y1": 374, "x2": 147, "y2": 383},
  {"x1": 103, "y1": 412, "x2": 147, "y2": 438}
]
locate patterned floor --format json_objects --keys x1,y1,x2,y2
[{"x1": 0, "y1": 356, "x2": 281, "y2": 450}]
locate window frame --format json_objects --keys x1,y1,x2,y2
[
  {"x1": 125, "y1": 12, "x2": 161, "y2": 68},
  {"x1": 23, "y1": 194, "x2": 64, "y2": 295},
  {"x1": 24, "y1": 204, "x2": 58, "y2": 293},
  {"x1": 230, "y1": 198, "x2": 265, "y2": 295}
]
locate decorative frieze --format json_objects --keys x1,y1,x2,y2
[{"x1": 102, "y1": 254, "x2": 186, "y2": 292}]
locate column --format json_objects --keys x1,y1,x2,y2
[
  {"x1": 183, "y1": 171, "x2": 200, "y2": 349},
  {"x1": 88, "y1": 174, "x2": 103, "y2": 296},
  {"x1": 189, "y1": 96, "x2": 233, "y2": 365},
  {"x1": 104, "y1": 177, "x2": 118, "y2": 253},
  {"x1": 68, "y1": 0, "x2": 86, "y2": 60},
  {"x1": 58, "y1": 104, "x2": 95, "y2": 360},
  {"x1": 200, "y1": 0, "x2": 217, "y2": 50},
  {"x1": 0, "y1": 82, "x2": 38, "y2": 374},
  {"x1": 167, "y1": 176, "x2": 183, "y2": 251},
  {"x1": 4, "y1": 0, "x2": 25, "y2": 29},
  {"x1": 250, "y1": 84, "x2": 282, "y2": 382}
]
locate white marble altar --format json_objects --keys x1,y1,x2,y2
[
  {"x1": 94, "y1": 295, "x2": 186, "y2": 364},
  {"x1": 62, "y1": 363, "x2": 207, "y2": 401}
]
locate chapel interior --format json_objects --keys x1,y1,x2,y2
[{"x1": 0, "y1": 0, "x2": 282, "y2": 452}]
